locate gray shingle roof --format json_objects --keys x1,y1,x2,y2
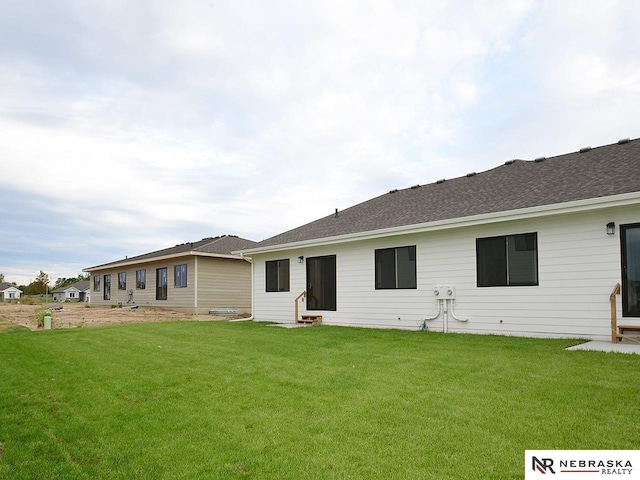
[
  {"x1": 53, "y1": 280, "x2": 90, "y2": 293},
  {"x1": 0, "y1": 282, "x2": 20, "y2": 291},
  {"x1": 254, "y1": 138, "x2": 640, "y2": 249},
  {"x1": 86, "y1": 235, "x2": 257, "y2": 270}
]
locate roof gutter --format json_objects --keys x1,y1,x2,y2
[{"x1": 237, "y1": 191, "x2": 640, "y2": 255}]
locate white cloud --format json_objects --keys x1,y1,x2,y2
[{"x1": 1, "y1": 0, "x2": 639, "y2": 286}]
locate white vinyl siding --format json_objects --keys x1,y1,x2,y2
[{"x1": 251, "y1": 205, "x2": 639, "y2": 340}]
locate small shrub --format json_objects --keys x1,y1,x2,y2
[
  {"x1": 35, "y1": 310, "x2": 52, "y2": 329},
  {"x1": 84, "y1": 304, "x2": 92, "y2": 309}
]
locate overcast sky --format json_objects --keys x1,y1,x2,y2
[{"x1": 1, "y1": 0, "x2": 639, "y2": 286}]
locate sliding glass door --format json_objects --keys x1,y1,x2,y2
[
  {"x1": 306, "y1": 255, "x2": 336, "y2": 311},
  {"x1": 622, "y1": 224, "x2": 640, "y2": 317}
]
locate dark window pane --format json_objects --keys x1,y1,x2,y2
[
  {"x1": 266, "y1": 259, "x2": 290, "y2": 292},
  {"x1": 307, "y1": 255, "x2": 336, "y2": 311},
  {"x1": 175, "y1": 264, "x2": 187, "y2": 287},
  {"x1": 103, "y1": 274, "x2": 111, "y2": 301},
  {"x1": 156, "y1": 268, "x2": 167, "y2": 300},
  {"x1": 278, "y1": 259, "x2": 290, "y2": 292},
  {"x1": 507, "y1": 234, "x2": 537, "y2": 285},
  {"x1": 477, "y1": 233, "x2": 538, "y2": 287},
  {"x1": 136, "y1": 270, "x2": 146, "y2": 289},
  {"x1": 396, "y1": 246, "x2": 417, "y2": 289},
  {"x1": 477, "y1": 236, "x2": 507, "y2": 287},
  {"x1": 375, "y1": 248, "x2": 396, "y2": 289},
  {"x1": 375, "y1": 246, "x2": 417, "y2": 289}
]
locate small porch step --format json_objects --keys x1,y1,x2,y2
[
  {"x1": 616, "y1": 325, "x2": 640, "y2": 342},
  {"x1": 296, "y1": 315, "x2": 323, "y2": 325}
]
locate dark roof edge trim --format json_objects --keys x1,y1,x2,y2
[{"x1": 236, "y1": 191, "x2": 640, "y2": 255}]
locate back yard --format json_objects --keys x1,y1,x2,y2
[{"x1": 0, "y1": 318, "x2": 638, "y2": 479}]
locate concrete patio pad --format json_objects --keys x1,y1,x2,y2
[{"x1": 567, "y1": 340, "x2": 640, "y2": 355}]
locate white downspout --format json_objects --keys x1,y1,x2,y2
[
  {"x1": 194, "y1": 256, "x2": 198, "y2": 310},
  {"x1": 239, "y1": 253, "x2": 254, "y2": 321}
]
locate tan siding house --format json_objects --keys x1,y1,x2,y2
[{"x1": 84, "y1": 235, "x2": 257, "y2": 314}]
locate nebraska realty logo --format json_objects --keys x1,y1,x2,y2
[{"x1": 525, "y1": 451, "x2": 640, "y2": 479}]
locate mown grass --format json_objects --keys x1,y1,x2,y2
[{"x1": 0, "y1": 321, "x2": 638, "y2": 479}]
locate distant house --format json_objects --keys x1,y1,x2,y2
[
  {"x1": 84, "y1": 235, "x2": 257, "y2": 314},
  {"x1": 237, "y1": 138, "x2": 640, "y2": 341},
  {"x1": 0, "y1": 283, "x2": 22, "y2": 302},
  {"x1": 52, "y1": 280, "x2": 90, "y2": 303}
]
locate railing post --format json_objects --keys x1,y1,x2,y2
[
  {"x1": 610, "y1": 283, "x2": 621, "y2": 343},
  {"x1": 294, "y1": 291, "x2": 306, "y2": 323}
]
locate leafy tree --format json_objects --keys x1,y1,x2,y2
[
  {"x1": 53, "y1": 277, "x2": 69, "y2": 290},
  {"x1": 21, "y1": 271, "x2": 50, "y2": 295},
  {"x1": 36, "y1": 270, "x2": 49, "y2": 287}
]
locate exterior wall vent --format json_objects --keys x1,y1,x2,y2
[
  {"x1": 534, "y1": 157, "x2": 546, "y2": 163},
  {"x1": 618, "y1": 138, "x2": 631, "y2": 144},
  {"x1": 579, "y1": 146, "x2": 591, "y2": 153}
]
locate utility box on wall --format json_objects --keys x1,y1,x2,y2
[{"x1": 434, "y1": 286, "x2": 456, "y2": 299}]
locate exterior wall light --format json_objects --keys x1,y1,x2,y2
[
  {"x1": 298, "y1": 256, "x2": 304, "y2": 263},
  {"x1": 606, "y1": 222, "x2": 615, "y2": 235}
]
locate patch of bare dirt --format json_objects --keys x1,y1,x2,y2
[{"x1": 0, "y1": 303, "x2": 234, "y2": 331}]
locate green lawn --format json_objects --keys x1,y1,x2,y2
[{"x1": 0, "y1": 321, "x2": 638, "y2": 479}]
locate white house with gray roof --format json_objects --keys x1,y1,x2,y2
[
  {"x1": 0, "y1": 283, "x2": 22, "y2": 302},
  {"x1": 238, "y1": 138, "x2": 640, "y2": 341},
  {"x1": 52, "y1": 280, "x2": 90, "y2": 303},
  {"x1": 84, "y1": 235, "x2": 257, "y2": 314}
]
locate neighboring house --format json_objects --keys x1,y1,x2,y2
[
  {"x1": 84, "y1": 235, "x2": 257, "y2": 314},
  {"x1": 238, "y1": 138, "x2": 640, "y2": 340},
  {"x1": 52, "y1": 280, "x2": 90, "y2": 303},
  {"x1": 0, "y1": 283, "x2": 22, "y2": 302}
]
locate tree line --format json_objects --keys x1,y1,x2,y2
[{"x1": 0, "y1": 271, "x2": 90, "y2": 296}]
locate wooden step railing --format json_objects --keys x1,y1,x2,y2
[
  {"x1": 294, "y1": 290, "x2": 322, "y2": 325},
  {"x1": 610, "y1": 282, "x2": 640, "y2": 343},
  {"x1": 294, "y1": 291, "x2": 306, "y2": 323},
  {"x1": 611, "y1": 283, "x2": 621, "y2": 343}
]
